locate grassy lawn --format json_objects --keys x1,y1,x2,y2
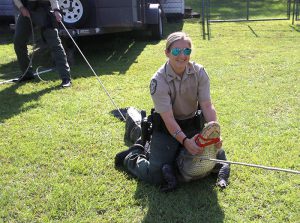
[{"x1": 0, "y1": 12, "x2": 299, "y2": 223}]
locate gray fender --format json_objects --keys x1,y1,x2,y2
[{"x1": 145, "y1": 4, "x2": 160, "y2": 25}]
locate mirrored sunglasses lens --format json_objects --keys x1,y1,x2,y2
[
  {"x1": 171, "y1": 48, "x2": 181, "y2": 56},
  {"x1": 183, "y1": 48, "x2": 192, "y2": 55}
]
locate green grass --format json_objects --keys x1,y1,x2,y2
[{"x1": 0, "y1": 17, "x2": 300, "y2": 223}]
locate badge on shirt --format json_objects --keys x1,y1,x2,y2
[{"x1": 150, "y1": 79, "x2": 157, "y2": 95}]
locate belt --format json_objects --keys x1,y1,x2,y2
[{"x1": 152, "y1": 111, "x2": 203, "y2": 134}]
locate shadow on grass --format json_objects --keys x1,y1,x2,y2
[
  {"x1": 66, "y1": 19, "x2": 183, "y2": 76},
  {"x1": 134, "y1": 174, "x2": 224, "y2": 223},
  {"x1": 247, "y1": 25, "x2": 259, "y2": 37},
  {"x1": 0, "y1": 20, "x2": 184, "y2": 123},
  {"x1": 0, "y1": 19, "x2": 184, "y2": 80},
  {"x1": 0, "y1": 45, "x2": 57, "y2": 82},
  {"x1": 0, "y1": 83, "x2": 58, "y2": 123}
]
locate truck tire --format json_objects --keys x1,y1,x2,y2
[
  {"x1": 151, "y1": 8, "x2": 163, "y2": 40},
  {"x1": 58, "y1": 0, "x2": 90, "y2": 28}
]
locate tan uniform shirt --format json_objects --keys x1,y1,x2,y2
[
  {"x1": 150, "y1": 61, "x2": 211, "y2": 120},
  {"x1": 13, "y1": 0, "x2": 59, "y2": 10}
]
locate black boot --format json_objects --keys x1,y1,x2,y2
[
  {"x1": 61, "y1": 78, "x2": 72, "y2": 88},
  {"x1": 160, "y1": 164, "x2": 178, "y2": 192},
  {"x1": 115, "y1": 144, "x2": 144, "y2": 168},
  {"x1": 216, "y1": 163, "x2": 230, "y2": 189}
]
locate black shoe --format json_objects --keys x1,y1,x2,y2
[
  {"x1": 134, "y1": 137, "x2": 144, "y2": 147},
  {"x1": 18, "y1": 72, "x2": 35, "y2": 82},
  {"x1": 115, "y1": 144, "x2": 144, "y2": 168},
  {"x1": 216, "y1": 163, "x2": 230, "y2": 189},
  {"x1": 61, "y1": 78, "x2": 72, "y2": 88},
  {"x1": 160, "y1": 164, "x2": 178, "y2": 192}
]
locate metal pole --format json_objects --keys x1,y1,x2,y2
[
  {"x1": 296, "y1": 0, "x2": 299, "y2": 21},
  {"x1": 292, "y1": 0, "x2": 296, "y2": 24},
  {"x1": 202, "y1": 158, "x2": 300, "y2": 175},
  {"x1": 246, "y1": 0, "x2": 250, "y2": 20},
  {"x1": 0, "y1": 68, "x2": 54, "y2": 85},
  {"x1": 206, "y1": 0, "x2": 210, "y2": 40},
  {"x1": 201, "y1": 0, "x2": 206, "y2": 40},
  {"x1": 288, "y1": 0, "x2": 291, "y2": 20}
]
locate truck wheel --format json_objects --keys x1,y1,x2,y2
[
  {"x1": 151, "y1": 8, "x2": 163, "y2": 40},
  {"x1": 58, "y1": 0, "x2": 90, "y2": 28}
]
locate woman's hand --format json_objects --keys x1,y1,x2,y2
[
  {"x1": 184, "y1": 136, "x2": 205, "y2": 155},
  {"x1": 54, "y1": 10, "x2": 63, "y2": 23},
  {"x1": 20, "y1": 7, "x2": 30, "y2": 17},
  {"x1": 184, "y1": 135, "x2": 223, "y2": 155}
]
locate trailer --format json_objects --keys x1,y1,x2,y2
[
  {"x1": 0, "y1": 0, "x2": 15, "y2": 18},
  {"x1": 160, "y1": 0, "x2": 185, "y2": 21},
  {"x1": 58, "y1": 0, "x2": 185, "y2": 39},
  {"x1": 2, "y1": 0, "x2": 185, "y2": 39},
  {"x1": 58, "y1": 0, "x2": 164, "y2": 40}
]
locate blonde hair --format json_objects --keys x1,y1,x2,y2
[{"x1": 165, "y1": 32, "x2": 192, "y2": 51}]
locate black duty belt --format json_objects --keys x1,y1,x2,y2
[{"x1": 151, "y1": 110, "x2": 205, "y2": 134}]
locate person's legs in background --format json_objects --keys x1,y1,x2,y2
[{"x1": 14, "y1": 15, "x2": 35, "y2": 81}]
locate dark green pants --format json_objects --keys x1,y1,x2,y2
[
  {"x1": 124, "y1": 113, "x2": 228, "y2": 185},
  {"x1": 124, "y1": 131, "x2": 181, "y2": 185},
  {"x1": 14, "y1": 7, "x2": 70, "y2": 80},
  {"x1": 124, "y1": 116, "x2": 204, "y2": 185}
]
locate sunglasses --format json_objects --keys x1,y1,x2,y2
[{"x1": 170, "y1": 48, "x2": 192, "y2": 56}]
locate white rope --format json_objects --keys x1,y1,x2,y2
[
  {"x1": 59, "y1": 22, "x2": 126, "y2": 121},
  {"x1": 34, "y1": 67, "x2": 54, "y2": 82},
  {"x1": 0, "y1": 67, "x2": 54, "y2": 85},
  {"x1": 200, "y1": 157, "x2": 300, "y2": 175}
]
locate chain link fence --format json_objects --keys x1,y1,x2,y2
[{"x1": 201, "y1": 0, "x2": 299, "y2": 39}]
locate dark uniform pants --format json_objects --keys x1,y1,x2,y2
[
  {"x1": 124, "y1": 115, "x2": 227, "y2": 185},
  {"x1": 14, "y1": 6, "x2": 70, "y2": 80},
  {"x1": 125, "y1": 131, "x2": 181, "y2": 185},
  {"x1": 124, "y1": 114, "x2": 204, "y2": 185}
]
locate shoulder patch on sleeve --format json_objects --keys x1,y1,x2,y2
[{"x1": 150, "y1": 79, "x2": 157, "y2": 95}]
